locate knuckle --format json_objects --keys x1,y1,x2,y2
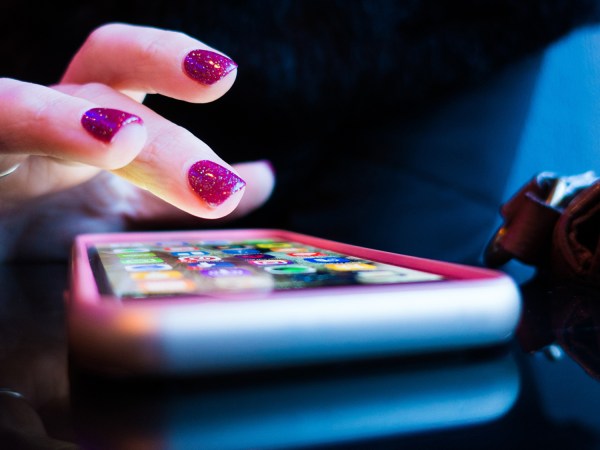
[
  {"x1": 68, "y1": 81, "x2": 111, "y2": 98},
  {"x1": 0, "y1": 80, "x2": 51, "y2": 126},
  {"x1": 0, "y1": 78, "x2": 30, "y2": 103},
  {"x1": 137, "y1": 29, "x2": 188, "y2": 66},
  {"x1": 80, "y1": 23, "x2": 130, "y2": 66},
  {"x1": 85, "y1": 22, "x2": 126, "y2": 46},
  {"x1": 57, "y1": 82, "x2": 116, "y2": 105},
  {"x1": 0, "y1": 77, "x2": 20, "y2": 92},
  {"x1": 137, "y1": 36, "x2": 168, "y2": 66},
  {"x1": 143, "y1": 124, "x2": 193, "y2": 165}
]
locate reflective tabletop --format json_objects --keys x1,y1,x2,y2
[{"x1": 1, "y1": 263, "x2": 599, "y2": 449}]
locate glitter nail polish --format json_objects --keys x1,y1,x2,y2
[
  {"x1": 188, "y1": 160, "x2": 246, "y2": 207},
  {"x1": 183, "y1": 50, "x2": 238, "y2": 85},
  {"x1": 81, "y1": 108, "x2": 143, "y2": 143}
]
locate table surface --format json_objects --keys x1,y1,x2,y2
[{"x1": 1, "y1": 263, "x2": 599, "y2": 449}]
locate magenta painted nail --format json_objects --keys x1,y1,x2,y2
[
  {"x1": 188, "y1": 160, "x2": 246, "y2": 207},
  {"x1": 81, "y1": 108, "x2": 143, "y2": 143},
  {"x1": 183, "y1": 49, "x2": 237, "y2": 85}
]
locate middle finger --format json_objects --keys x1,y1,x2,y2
[{"x1": 57, "y1": 82, "x2": 247, "y2": 219}]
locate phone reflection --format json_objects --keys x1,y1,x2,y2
[
  {"x1": 518, "y1": 276, "x2": 600, "y2": 381},
  {"x1": 72, "y1": 351, "x2": 519, "y2": 450}
]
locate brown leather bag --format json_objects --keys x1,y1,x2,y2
[{"x1": 485, "y1": 171, "x2": 600, "y2": 285}]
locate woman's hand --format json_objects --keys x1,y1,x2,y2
[{"x1": 0, "y1": 23, "x2": 274, "y2": 261}]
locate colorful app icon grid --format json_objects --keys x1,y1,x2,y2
[{"x1": 96, "y1": 238, "x2": 443, "y2": 298}]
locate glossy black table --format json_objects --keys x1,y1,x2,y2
[{"x1": 1, "y1": 263, "x2": 600, "y2": 449}]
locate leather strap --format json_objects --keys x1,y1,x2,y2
[{"x1": 485, "y1": 171, "x2": 600, "y2": 285}]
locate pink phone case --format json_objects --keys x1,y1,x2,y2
[{"x1": 68, "y1": 229, "x2": 521, "y2": 375}]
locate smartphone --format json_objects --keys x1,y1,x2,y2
[{"x1": 68, "y1": 229, "x2": 520, "y2": 375}]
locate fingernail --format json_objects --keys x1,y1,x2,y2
[
  {"x1": 81, "y1": 108, "x2": 143, "y2": 143},
  {"x1": 188, "y1": 160, "x2": 246, "y2": 207},
  {"x1": 183, "y1": 49, "x2": 238, "y2": 85}
]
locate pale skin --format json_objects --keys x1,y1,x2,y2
[{"x1": 0, "y1": 23, "x2": 275, "y2": 260}]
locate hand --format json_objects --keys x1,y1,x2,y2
[{"x1": 0, "y1": 23, "x2": 275, "y2": 261}]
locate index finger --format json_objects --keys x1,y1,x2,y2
[{"x1": 61, "y1": 23, "x2": 238, "y2": 103}]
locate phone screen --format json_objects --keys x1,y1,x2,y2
[{"x1": 89, "y1": 237, "x2": 444, "y2": 299}]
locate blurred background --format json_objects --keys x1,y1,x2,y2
[{"x1": 1, "y1": 0, "x2": 599, "y2": 266}]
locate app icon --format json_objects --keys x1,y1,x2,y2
[
  {"x1": 222, "y1": 248, "x2": 262, "y2": 255},
  {"x1": 162, "y1": 246, "x2": 200, "y2": 252},
  {"x1": 235, "y1": 253, "x2": 275, "y2": 260},
  {"x1": 111, "y1": 248, "x2": 151, "y2": 254},
  {"x1": 215, "y1": 244, "x2": 249, "y2": 250},
  {"x1": 240, "y1": 239, "x2": 277, "y2": 245},
  {"x1": 248, "y1": 259, "x2": 292, "y2": 266},
  {"x1": 256, "y1": 242, "x2": 292, "y2": 249},
  {"x1": 124, "y1": 264, "x2": 173, "y2": 272},
  {"x1": 186, "y1": 261, "x2": 235, "y2": 270},
  {"x1": 116, "y1": 252, "x2": 157, "y2": 259},
  {"x1": 137, "y1": 279, "x2": 196, "y2": 294},
  {"x1": 273, "y1": 247, "x2": 308, "y2": 253},
  {"x1": 120, "y1": 257, "x2": 165, "y2": 265},
  {"x1": 130, "y1": 271, "x2": 183, "y2": 280},
  {"x1": 304, "y1": 257, "x2": 351, "y2": 264},
  {"x1": 170, "y1": 251, "x2": 209, "y2": 257},
  {"x1": 325, "y1": 262, "x2": 377, "y2": 271},
  {"x1": 156, "y1": 241, "x2": 189, "y2": 247},
  {"x1": 178, "y1": 255, "x2": 221, "y2": 263},
  {"x1": 265, "y1": 265, "x2": 317, "y2": 275},
  {"x1": 287, "y1": 252, "x2": 327, "y2": 257},
  {"x1": 200, "y1": 268, "x2": 253, "y2": 278}
]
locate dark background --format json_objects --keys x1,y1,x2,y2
[{"x1": 1, "y1": 0, "x2": 599, "y2": 263}]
